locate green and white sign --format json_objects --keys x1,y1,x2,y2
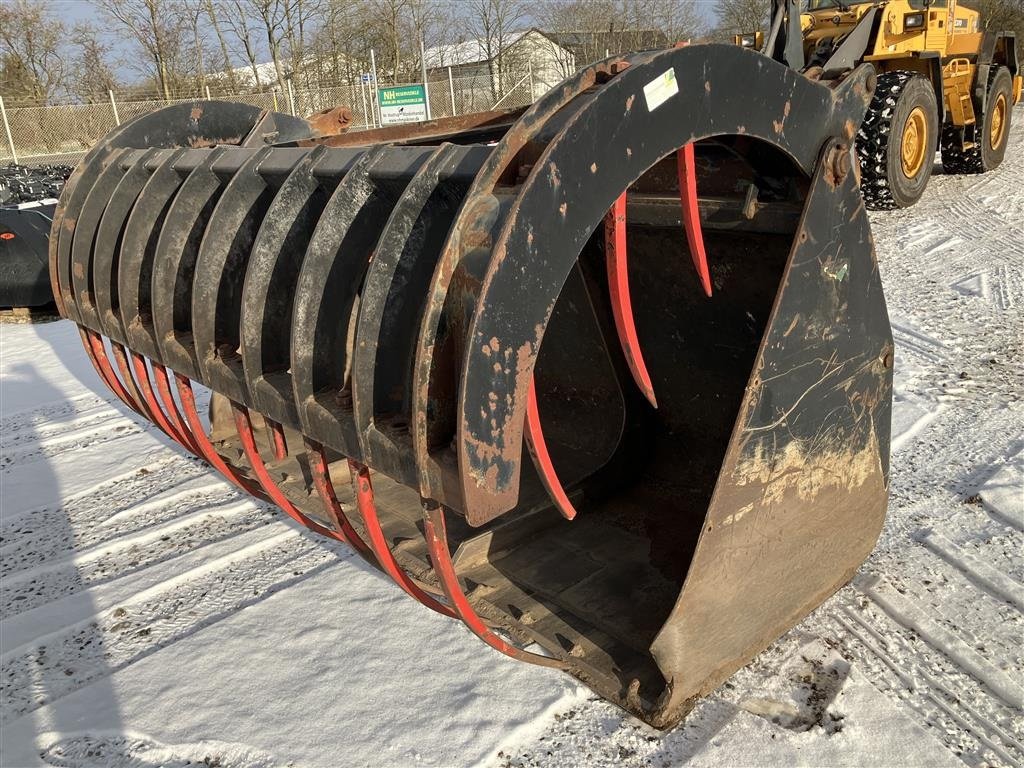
[{"x1": 377, "y1": 84, "x2": 428, "y2": 125}]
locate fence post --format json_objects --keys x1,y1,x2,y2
[
  {"x1": 448, "y1": 67, "x2": 457, "y2": 117},
  {"x1": 419, "y1": 36, "x2": 432, "y2": 121},
  {"x1": 205, "y1": 84, "x2": 212, "y2": 100},
  {"x1": 272, "y1": 89, "x2": 279, "y2": 112},
  {"x1": 286, "y1": 79, "x2": 297, "y2": 116},
  {"x1": 0, "y1": 95, "x2": 17, "y2": 164},
  {"x1": 108, "y1": 90, "x2": 121, "y2": 126},
  {"x1": 528, "y1": 61, "x2": 534, "y2": 102},
  {"x1": 370, "y1": 49, "x2": 381, "y2": 127},
  {"x1": 360, "y1": 79, "x2": 370, "y2": 129}
]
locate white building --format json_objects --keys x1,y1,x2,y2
[{"x1": 425, "y1": 29, "x2": 575, "y2": 105}]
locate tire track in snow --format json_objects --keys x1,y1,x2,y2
[
  {"x1": 0, "y1": 392, "x2": 110, "y2": 435},
  {"x1": 1, "y1": 398, "x2": 122, "y2": 449},
  {"x1": 1, "y1": 497, "x2": 274, "y2": 617},
  {"x1": 918, "y1": 530, "x2": 1024, "y2": 611},
  {"x1": 857, "y1": 575, "x2": 1023, "y2": 709},
  {"x1": 0, "y1": 526, "x2": 353, "y2": 725},
  {"x1": 0, "y1": 519, "x2": 293, "y2": 652},
  {"x1": 836, "y1": 610, "x2": 1023, "y2": 767},
  {"x1": 0, "y1": 418, "x2": 149, "y2": 470},
  {"x1": 1, "y1": 463, "x2": 221, "y2": 577},
  {"x1": 36, "y1": 732, "x2": 284, "y2": 768}
]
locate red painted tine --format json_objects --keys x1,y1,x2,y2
[
  {"x1": 79, "y1": 327, "x2": 143, "y2": 416},
  {"x1": 109, "y1": 341, "x2": 155, "y2": 422},
  {"x1": 423, "y1": 502, "x2": 567, "y2": 668},
  {"x1": 174, "y1": 373, "x2": 270, "y2": 501},
  {"x1": 230, "y1": 401, "x2": 349, "y2": 540},
  {"x1": 524, "y1": 377, "x2": 578, "y2": 521},
  {"x1": 676, "y1": 142, "x2": 713, "y2": 297},
  {"x1": 304, "y1": 440, "x2": 378, "y2": 564},
  {"x1": 604, "y1": 192, "x2": 658, "y2": 408},
  {"x1": 347, "y1": 459, "x2": 458, "y2": 618},
  {"x1": 266, "y1": 418, "x2": 289, "y2": 461},
  {"x1": 128, "y1": 351, "x2": 192, "y2": 449},
  {"x1": 152, "y1": 364, "x2": 201, "y2": 455}
]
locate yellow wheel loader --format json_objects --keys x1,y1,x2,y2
[{"x1": 738, "y1": 0, "x2": 1021, "y2": 208}]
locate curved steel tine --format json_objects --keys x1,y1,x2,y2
[
  {"x1": 303, "y1": 440, "x2": 378, "y2": 565},
  {"x1": 422, "y1": 502, "x2": 567, "y2": 668},
  {"x1": 524, "y1": 377, "x2": 579, "y2": 521},
  {"x1": 266, "y1": 418, "x2": 289, "y2": 461},
  {"x1": 109, "y1": 341, "x2": 156, "y2": 422},
  {"x1": 347, "y1": 460, "x2": 457, "y2": 618},
  {"x1": 174, "y1": 373, "x2": 270, "y2": 501},
  {"x1": 80, "y1": 327, "x2": 144, "y2": 416},
  {"x1": 230, "y1": 401, "x2": 348, "y2": 540},
  {"x1": 676, "y1": 143, "x2": 712, "y2": 297},
  {"x1": 152, "y1": 364, "x2": 201, "y2": 456},
  {"x1": 604, "y1": 192, "x2": 658, "y2": 408},
  {"x1": 85, "y1": 330, "x2": 150, "y2": 419},
  {"x1": 128, "y1": 351, "x2": 193, "y2": 450},
  {"x1": 70, "y1": 147, "x2": 135, "y2": 329}
]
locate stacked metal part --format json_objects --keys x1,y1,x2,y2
[
  {"x1": 50, "y1": 45, "x2": 894, "y2": 727},
  {"x1": 0, "y1": 164, "x2": 73, "y2": 307},
  {"x1": 0, "y1": 163, "x2": 73, "y2": 205}
]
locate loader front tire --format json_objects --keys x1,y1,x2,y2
[
  {"x1": 941, "y1": 66, "x2": 1013, "y2": 174},
  {"x1": 857, "y1": 71, "x2": 938, "y2": 210}
]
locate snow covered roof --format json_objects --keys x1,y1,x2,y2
[
  {"x1": 424, "y1": 29, "x2": 565, "y2": 69},
  {"x1": 212, "y1": 60, "x2": 282, "y2": 88}
]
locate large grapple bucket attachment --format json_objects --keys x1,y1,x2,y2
[{"x1": 51, "y1": 45, "x2": 893, "y2": 727}]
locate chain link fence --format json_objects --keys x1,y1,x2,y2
[{"x1": 0, "y1": 67, "x2": 541, "y2": 166}]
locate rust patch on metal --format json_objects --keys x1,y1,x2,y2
[
  {"x1": 548, "y1": 162, "x2": 561, "y2": 189},
  {"x1": 728, "y1": 432, "x2": 881, "y2": 509},
  {"x1": 305, "y1": 105, "x2": 354, "y2": 137},
  {"x1": 773, "y1": 100, "x2": 791, "y2": 134}
]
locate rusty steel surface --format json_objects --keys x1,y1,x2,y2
[{"x1": 50, "y1": 44, "x2": 892, "y2": 728}]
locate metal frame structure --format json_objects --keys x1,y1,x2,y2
[{"x1": 50, "y1": 45, "x2": 893, "y2": 728}]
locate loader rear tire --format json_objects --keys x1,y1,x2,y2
[
  {"x1": 941, "y1": 66, "x2": 1013, "y2": 174},
  {"x1": 857, "y1": 71, "x2": 938, "y2": 210}
]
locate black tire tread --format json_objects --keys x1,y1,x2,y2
[
  {"x1": 857, "y1": 71, "x2": 917, "y2": 211},
  {"x1": 941, "y1": 66, "x2": 1010, "y2": 175}
]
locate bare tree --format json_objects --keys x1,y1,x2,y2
[
  {"x1": 283, "y1": 0, "x2": 324, "y2": 85},
  {"x1": 963, "y1": 0, "x2": 1024, "y2": 40},
  {"x1": 223, "y1": 0, "x2": 267, "y2": 88},
  {"x1": 711, "y1": 0, "x2": 770, "y2": 39},
  {"x1": 70, "y1": 24, "x2": 120, "y2": 103},
  {"x1": 636, "y1": 0, "x2": 705, "y2": 44},
  {"x1": 0, "y1": 0, "x2": 67, "y2": 106},
  {"x1": 462, "y1": 0, "x2": 528, "y2": 101},
  {"x1": 238, "y1": 0, "x2": 293, "y2": 93},
  {"x1": 202, "y1": 0, "x2": 241, "y2": 90},
  {"x1": 96, "y1": 0, "x2": 189, "y2": 100},
  {"x1": 183, "y1": 0, "x2": 211, "y2": 92},
  {"x1": 533, "y1": 0, "x2": 703, "y2": 74},
  {"x1": 366, "y1": 0, "x2": 411, "y2": 83}
]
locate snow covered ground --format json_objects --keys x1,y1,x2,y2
[{"x1": 1, "y1": 117, "x2": 1021, "y2": 768}]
